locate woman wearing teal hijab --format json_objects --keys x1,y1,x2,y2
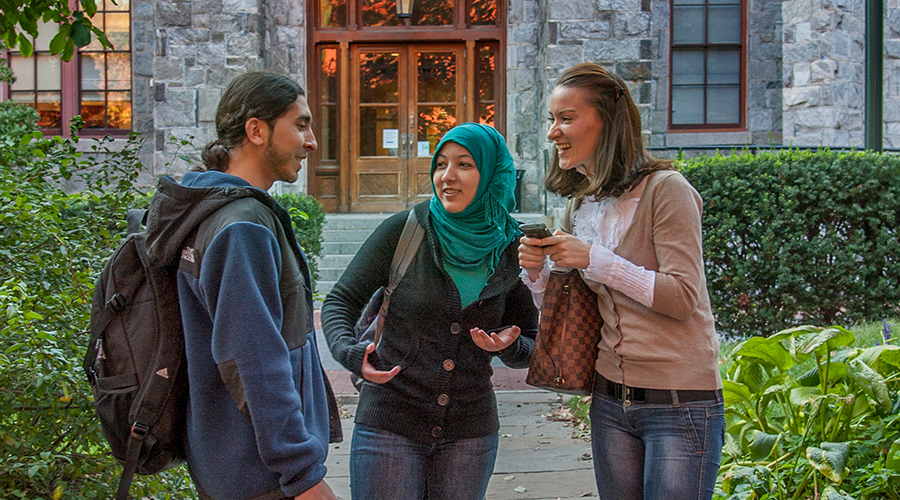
[{"x1": 322, "y1": 123, "x2": 538, "y2": 500}]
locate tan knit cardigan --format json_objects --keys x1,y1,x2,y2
[{"x1": 561, "y1": 170, "x2": 722, "y2": 391}]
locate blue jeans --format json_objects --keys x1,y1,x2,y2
[
  {"x1": 589, "y1": 383, "x2": 725, "y2": 500},
  {"x1": 349, "y1": 424, "x2": 498, "y2": 500}
]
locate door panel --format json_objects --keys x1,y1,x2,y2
[{"x1": 349, "y1": 43, "x2": 463, "y2": 212}]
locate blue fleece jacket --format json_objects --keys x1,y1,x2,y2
[{"x1": 172, "y1": 171, "x2": 330, "y2": 500}]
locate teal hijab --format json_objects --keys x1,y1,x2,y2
[{"x1": 429, "y1": 123, "x2": 521, "y2": 274}]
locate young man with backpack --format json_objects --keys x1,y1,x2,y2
[{"x1": 148, "y1": 71, "x2": 340, "y2": 500}]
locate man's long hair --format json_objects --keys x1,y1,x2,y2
[{"x1": 199, "y1": 71, "x2": 304, "y2": 172}]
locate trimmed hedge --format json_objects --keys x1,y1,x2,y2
[
  {"x1": 273, "y1": 192, "x2": 326, "y2": 293},
  {"x1": 682, "y1": 149, "x2": 900, "y2": 337}
]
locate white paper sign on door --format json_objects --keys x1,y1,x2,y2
[
  {"x1": 417, "y1": 141, "x2": 431, "y2": 157},
  {"x1": 382, "y1": 129, "x2": 399, "y2": 149}
]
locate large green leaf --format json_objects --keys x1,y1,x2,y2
[
  {"x1": 750, "y1": 430, "x2": 781, "y2": 461},
  {"x1": 797, "y1": 326, "x2": 855, "y2": 357},
  {"x1": 822, "y1": 486, "x2": 856, "y2": 500},
  {"x1": 847, "y1": 358, "x2": 892, "y2": 414},
  {"x1": 807, "y1": 442, "x2": 851, "y2": 484},
  {"x1": 723, "y1": 380, "x2": 753, "y2": 405},
  {"x1": 734, "y1": 336, "x2": 796, "y2": 372},
  {"x1": 887, "y1": 438, "x2": 900, "y2": 472},
  {"x1": 789, "y1": 386, "x2": 822, "y2": 408}
]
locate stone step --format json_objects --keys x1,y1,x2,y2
[
  {"x1": 323, "y1": 213, "x2": 393, "y2": 231},
  {"x1": 320, "y1": 228, "x2": 377, "y2": 243},
  {"x1": 322, "y1": 241, "x2": 364, "y2": 256},
  {"x1": 320, "y1": 254, "x2": 356, "y2": 269}
]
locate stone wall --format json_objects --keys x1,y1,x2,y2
[
  {"x1": 133, "y1": 0, "x2": 309, "y2": 188},
  {"x1": 781, "y1": 0, "x2": 865, "y2": 147}
]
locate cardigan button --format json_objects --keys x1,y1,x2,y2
[
  {"x1": 431, "y1": 426, "x2": 444, "y2": 438},
  {"x1": 450, "y1": 323, "x2": 461, "y2": 334},
  {"x1": 437, "y1": 394, "x2": 450, "y2": 406},
  {"x1": 442, "y1": 359, "x2": 455, "y2": 371}
]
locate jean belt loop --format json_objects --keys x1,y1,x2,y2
[{"x1": 670, "y1": 389, "x2": 680, "y2": 406}]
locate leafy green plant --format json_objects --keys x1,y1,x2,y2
[
  {"x1": 273, "y1": 192, "x2": 326, "y2": 292},
  {"x1": 0, "y1": 110, "x2": 195, "y2": 497},
  {"x1": 681, "y1": 150, "x2": 900, "y2": 337},
  {"x1": 716, "y1": 325, "x2": 900, "y2": 499}
]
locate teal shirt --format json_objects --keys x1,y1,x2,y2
[{"x1": 443, "y1": 259, "x2": 491, "y2": 308}]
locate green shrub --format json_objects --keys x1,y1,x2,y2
[
  {"x1": 682, "y1": 150, "x2": 900, "y2": 337},
  {"x1": 0, "y1": 112, "x2": 194, "y2": 497},
  {"x1": 273, "y1": 192, "x2": 326, "y2": 293},
  {"x1": 716, "y1": 324, "x2": 900, "y2": 499},
  {"x1": 0, "y1": 101, "x2": 38, "y2": 145}
]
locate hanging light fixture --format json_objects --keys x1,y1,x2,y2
[{"x1": 396, "y1": 0, "x2": 413, "y2": 18}]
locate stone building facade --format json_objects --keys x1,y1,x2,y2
[{"x1": 128, "y1": 0, "x2": 898, "y2": 213}]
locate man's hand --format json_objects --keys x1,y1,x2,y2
[
  {"x1": 360, "y1": 342, "x2": 400, "y2": 384},
  {"x1": 294, "y1": 479, "x2": 337, "y2": 499}
]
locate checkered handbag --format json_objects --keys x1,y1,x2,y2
[{"x1": 526, "y1": 269, "x2": 603, "y2": 395}]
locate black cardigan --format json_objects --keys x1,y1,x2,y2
[{"x1": 321, "y1": 201, "x2": 538, "y2": 443}]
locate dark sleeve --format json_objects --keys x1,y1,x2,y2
[
  {"x1": 496, "y1": 279, "x2": 538, "y2": 369},
  {"x1": 320, "y1": 210, "x2": 409, "y2": 375}
]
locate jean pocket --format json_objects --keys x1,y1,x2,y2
[{"x1": 680, "y1": 406, "x2": 714, "y2": 454}]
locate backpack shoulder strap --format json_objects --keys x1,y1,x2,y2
[{"x1": 373, "y1": 209, "x2": 424, "y2": 344}]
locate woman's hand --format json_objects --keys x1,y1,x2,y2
[
  {"x1": 544, "y1": 230, "x2": 592, "y2": 270},
  {"x1": 518, "y1": 235, "x2": 548, "y2": 281},
  {"x1": 469, "y1": 325, "x2": 521, "y2": 353},
  {"x1": 360, "y1": 343, "x2": 400, "y2": 384}
]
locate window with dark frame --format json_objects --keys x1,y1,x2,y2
[
  {"x1": 3, "y1": 0, "x2": 132, "y2": 135},
  {"x1": 670, "y1": 0, "x2": 743, "y2": 129}
]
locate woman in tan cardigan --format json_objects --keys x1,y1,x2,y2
[{"x1": 519, "y1": 63, "x2": 724, "y2": 500}]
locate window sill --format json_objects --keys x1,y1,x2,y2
[{"x1": 664, "y1": 130, "x2": 754, "y2": 148}]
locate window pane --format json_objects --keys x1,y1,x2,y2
[
  {"x1": 477, "y1": 45, "x2": 495, "y2": 101},
  {"x1": 671, "y1": 87, "x2": 704, "y2": 125},
  {"x1": 361, "y1": 0, "x2": 403, "y2": 27},
  {"x1": 672, "y1": 6, "x2": 705, "y2": 44},
  {"x1": 320, "y1": 0, "x2": 348, "y2": 27},
  {"x1": 707, "y1": 50, "x2": 740, "y2": 84},
  {"x1": 82, "y1": 91, "x2": 106, "y2": 128},
  {"x1": 359, "y1": 106, "x2": 399, "y2": 156},
  {"x1": 84, "y1": 16, "x2": 105, "y2": 51},
  {"x1": 706, "y1": 86, "x2": 739, "y2": 123},
  {"x1": 673, "y1": 0, "x2": 705, "y2": 5},
  {"x1": 106, "y1": 0, "x2": 130, "y2": 11},
  {"x1": 672, "y1": 51, "x2": 704, "y2": 85},
  {"x1": 10, "y1": 56, "x2": 35, "y2": 90},
  {"x1": 320, "y1": 47, "x2": 338, "y2": 103},
  {"x1": 359, "y1": 52, "x2": 399, "y2": 103},
  {"x1": 106, "y1": 53, "x2": 131, "y2": 90},
  {"x1": 35, "y1": 21, "x2": 59, "y2": 52},
  {"x1": 708, "y1": 6, "x2": 741, "y2": 43},
  {"x1": 320, "y1": 104, "x2": 338, "y2": 160},
  {"x1": 108, "y1": 91, "x2": 132, "y2": 129},
  {"x1": 479, "y1": 103, "x2": 494, "y2": 126},
  {"x1": 106, "y1": 13, "x2": 131, "y2": 50},
  {"x1": 82, "y1": 53, "x2": 106, "y2": 90},
  {"x1": 412, "y1": 0, "x2": 453, "y2": 26},
  {"x1": 417, "y1": 52, "x2": 456, "y2": 103},
  {"x1": 37, "y1": 92, "x2": 61, "y2": 129},
  {"x1": 417, "y1": 105, "x2": 457, "y2": 155},
  {"x1": 469, "y1": 0, "x2": 497, "y2": 25},
  {"x1": 37, "y1": 54, "x2": 61, "y2": 90}
]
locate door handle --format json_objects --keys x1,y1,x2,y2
[{"x1": 399, "y1": 132, "x2": 408, "y2": 159}]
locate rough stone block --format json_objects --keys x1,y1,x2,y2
[
  {"x1": 510, "y1": 24, "x2": 540, "y2": 45},
  {"x1": 794, "y1": 107, "x2": 839, "y2": 128},
  {"x1": 192, "y1": 0, "x2": 223, "y2": 15},
  {"x1": 196, "y1": 43, "x2": 228, "y2": 66},
  {"x1": 793, "y1": 62, "x2": 811, "y2": 86},
  {"x1": 810, "y1": 59, "x2": 836, "y2": 82},
  {"x1": 133, "y1": 1, "x2": 154, "y2": 21},
  {"x1": 167, "y1": 28, "x2": 211, "y2": 44},
  {"x1": 597, "y1": 0, "x2": 642, "y2": 13},
  {"x1": 585, "y1": 39, "x2": 640, "y2": 62},
  {"x1": 616, "y1": 61, "x2": 651, "y2": 80},
  {"x1": 783, "y1": 86, "x2": 819, "y2": 106},
  {"x1": 154, "y1": 89, "x2": 197, "y2": 128},
  {"x1": 226, "y1": 33, "x2": 260, "y2": 57},
  {"x1": 542, "y1": 45, "x2": 585, "y2": 70},
  {"x1": 548, "y1": 0, "x2": 596, "y2": 20},
  {"x1": 168, "y1": 43, "x2": 198, "y2": 60},
  {"x1": 509, "y1": 44, "x2": 540, "y2": 68},
  {"x1": 153, "y1": 57, "x2": 185, "y2": 81},
  {"x1": 748, "y1": 108, "x2": 773, "y2": 130},
  {"x1": 156, "y1": 2, "x2": 192, "y2": 27},
  {"x1": 223, "y1": 0, "x2": 258, "y2": 14},
  {"x1": 614, "y1": 13, "x2": 651, "y2": 37},
  {"x1": 783, "y1": 0, "x2": 814, "y2": 24},
  {"x1": 558, "y1": 21, "x2": 611, "y2": 40}
]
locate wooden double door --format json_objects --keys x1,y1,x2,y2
[
  {"x1": 351, "y1": 43, "x2": 465, "y2": 212},
  {"x1": 311, "y1": 39, "x2": 499, "y2": 213}
]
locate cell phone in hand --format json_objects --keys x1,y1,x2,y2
[{"x1": 520, "y1": 223, "x2": 552, "y2": 239}]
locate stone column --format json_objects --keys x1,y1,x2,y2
[{"x1": 782, "y1": 0, "x2": 865, "y2": 147}]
